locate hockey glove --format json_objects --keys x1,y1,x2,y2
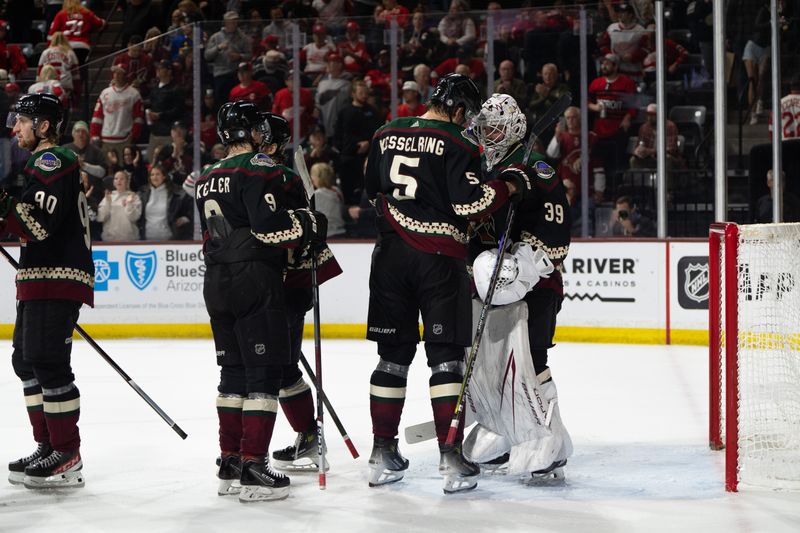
[
  {"x1": 0, "y1": 189, "x2": 13, "y2": 219},
  {"x1": 295, "y1": 208, "x2": 328, "y2": 253},
  {"x1": 499, "y1": 167, "x2": 533, "y2": 204}
]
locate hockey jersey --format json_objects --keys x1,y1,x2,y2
[
  {"x1": 588, "y1": 74, "x2": 637, "y2": 139},
  {"x1": 38, "y1": 46, "x2": 80, "y2": 91},
  {"x1": 48, "y1": 9, "x2": 105, "y2": 50},
  {"x1": 90, "y1": 83, "x2": 144, "y2": 143},
  {"x1": 2, "y1": 146, "x2": 94, "y2": 306},
  {"x1": 365, "y1": 117, "x2": 510, "y2": 259}
]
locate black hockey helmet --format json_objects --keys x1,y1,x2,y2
[
  {"x1": 216, "y1": 101, "x2": 262, "y2": 146},
  {"x1": 262, "y1": 112, "x2": 291, "y2": 154},
  {"x1": 7, "y1": 93, "x2": 66, "y2": 138},
  {"x1": 429, "y1": 73, "x2": 481, "y2": 123}
]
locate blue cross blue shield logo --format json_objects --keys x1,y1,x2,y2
[
  {"x1": 126, "y1": 251, "x2": 157, "y2": 290},
  {"x1": 93, "y1": 251, "x2": 119, "y2": 291}
]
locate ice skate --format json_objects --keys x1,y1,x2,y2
[
  {"x1": 439, "y1": 445, "x2": 480, "y2": 494},
  {"x1": 216, "y1": 454, "x2": 242, "y2": 496},
  {"x1": 367, "y1": 437, "x2": 409, "y2": 487},
  {"x1": 238, "y1": 457, "x2": 290, "y2": 502},
  {"x1": 272, "y1": 430, "x2": 329, "y2": 472},
  {"x1": 525, "y1": 459, "x2": 567, "y2": 486},
  {"x1": 23, "y1": 449, "x2": 84, "y2": 489},
  {"x1": 8, "y1": 442, "x2": 53, "y2": 485}
]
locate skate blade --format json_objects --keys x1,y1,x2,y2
[
  {"x1": 8, "y1": 472, "x2": 26, "y2": 485},
  {"x1": 238, "y1": 485, "x2": 289, "y2": 502},
  {"x1": 273, "y1": 457, "x2": 330, "y2": 473},
  {"x1": 443, "y1": 474, "x2": 478, "y2": 494},
  {"x1": 217, "y1": 478, "x2": 242, "y2": 496},
  {"x1": 367, "y1": 465, "x2": 405, "y2": 487},
  {"x1": 23, "y1": 470, "x2": 85, "y2": 489},
  {"x1": 524, "y1": 466, "x2": 566, "y2": 487}
]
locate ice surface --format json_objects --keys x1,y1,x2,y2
[{"x1": 2, "y1": 339, "x2": 799, "y2": 533}]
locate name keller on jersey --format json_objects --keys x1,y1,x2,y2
[{"x1": 378, "y1": 135, "x2": 445, "y2": 155}]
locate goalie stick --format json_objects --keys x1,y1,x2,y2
[
  {"x1": 294, "y1": 147, "x2": 328, "y2": 489},
  {"x1": 0, "y1": 244, "x2": 188, "y2": 441},
  {"x1": 441, "y1": 92, "x2": 573, "y2": 447}
]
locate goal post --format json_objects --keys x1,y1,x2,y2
[{"x1": 709, "y1": 222, "x2": 800, "y2": 492}]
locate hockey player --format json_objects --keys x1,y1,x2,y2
[
  {"x1": 363, "y1": 74, "x2": 530, "y2": 494},
  {"x1": 196, "y1": 101, "x2": 328, "y2": 502},
  {"x1": 465, "y1": 93, "x2": 573, "y2": 483},
  {"x1": 1, "y1": 93, "x2": 93, "y2": 489}
]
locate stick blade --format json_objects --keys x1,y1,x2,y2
[{"x1": 404, "y1": 421, "x2": 437, "y2": 444}]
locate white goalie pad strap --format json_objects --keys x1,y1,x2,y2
[
  {"x1": 507, "y1": 434, "x2": 562, "y2": 476},
  {"x1": 463, "y1": 423, "x2": 511, "y2": 463},
  {"x1": 473, "y1": 243, "x2": 554, "y2": 306}
]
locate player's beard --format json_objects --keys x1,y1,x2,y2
[{"x1": 16, "y1": 131, "x2": 37, "y2": 151}]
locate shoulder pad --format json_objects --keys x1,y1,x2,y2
[{"x1": 249, "y1": 153, "x2": 275, "y2": 167}]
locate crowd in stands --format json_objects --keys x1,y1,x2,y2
[{"x1": 1, "y1": 0, "x2": 799, "y2": 242}]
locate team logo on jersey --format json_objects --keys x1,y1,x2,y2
[
  {"x1": 677, "y1": 256, "x2": 709, "y2": 310},
  {"x1": 93, "y1": 250, "x2": 119, "y2": 291},
  {"x1": 126, "y1": 251, "x2": 157, "y2": 290},
  {"x1": 34, "y1": 152, "x2": 62, "y2": 172},
  {"x1": 255, "y1": 344, "x2": 266, "y2": 355},
  {"x1": 250, "y1": 153, "x2": 274, "y2": 167},
  {"x1": 533, "y1": 161, "x2": 555, "y2": 180}
]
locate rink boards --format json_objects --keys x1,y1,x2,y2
[{"x1": 0, "y1": 240, "x2": 709, "y2": 344}]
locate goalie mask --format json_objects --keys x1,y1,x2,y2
[
  {"x1": 473, "y1": 243, "x2": 554, "y2": 305},
  {"x1": 469, "y1": 93, "x2": 526, "y2": 171}
]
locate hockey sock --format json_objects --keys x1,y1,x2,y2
[
  {"x1": 217, "y1": 394, "x2": 245, "y2": 454},
  {"x1": 370, "y1": 369, "x2": 407, "y2": 440},
  {"x1": 278, "y1": 378, "x2": 315, "y2": 433},
  {"x1": 42, "y1": 382, "x2": 80, "y2": 452},
  {"x1": 429, "y1": 366, "x2": 464, "y2": 446},
  {"x1": 22, "y1": 378, "x2": 49, "y2": 443},
  {"x1": 240, "y1": 394, "x2": 278, "y2": 457}
]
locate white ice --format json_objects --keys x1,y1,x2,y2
[{"x1": 1, "y1": 339, "x2": 799, "y2": 533}]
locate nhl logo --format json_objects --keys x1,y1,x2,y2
[
  {"x1": 125, "y1": 251, "x2": 157, "y2": 290},
  {"x1": 255, "y1": 344, "x2": 266, "y2": 355},
  {"x1": 684, "y1": 263, "x2": 709, "y2": 303},
  {"x1": 432, "y1": 324, "x2": 443, "y2": 335}
]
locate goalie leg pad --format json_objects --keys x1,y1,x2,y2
[{"x1": 463, "y1": 423, "x2": 511, "y2": 466}]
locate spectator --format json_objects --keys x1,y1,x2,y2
[
  {"x1": 64, "y1": 121, "x2": 106, "y2": 170},
  {"x1": 305, "y1": 126, "x2": 340, "y2": 169},
  {"x1": 494, "y1": 59, "x2": 527, "y2": 107},
  {"x1": 546, "y1": 106, "x2": 603, "y2": 200},
  {"x1": 28, "y1": 66, "x2": 67, "y2": 107},
  {"x1": 413, "y1": 63, "x2": 435, "y2": 102},
  {"x1": 310, "y1": 162, "x2": 346, "y2": 237},
  {"x1": 48, "y1": 0, "x2": 106, "y2": 65},
  {"x1": 113, "y1": 36, "x2": 155, "y2": 98},
  {"x1": 147, "y1": 59, "x2": 185, "y2": 163},
  {"x1": 744, "y1": 1, "x2": 772, "y2": 124},
  {"x1": 143, "y1": 26, "x2": 170, "y2": 64},
  {"x1": 241, "y1": 7, "x2": 266, "y2": 40},
  {"x1": 563, "y1": 178, "x2": 594, "y2": 237},
  {"x1": 121, "y1": 0, "x2": 162, "y2": 47},
  {"x1": 753, "y1": 169, "x2": 800, "y2": 223},
  {"x1": 316, "y1": 53, "x2": 352, "y2": 139},
  {"x1": 137, "y1": 164, "x2": 194, "y2": 241},
  {"x1": 588, "y1": 53, "x2": 637, "y2": 186},
  {"x1": 90, "y1": 64, "x2": 144, "y2": 153},
  {"x1": 0, "y1": 20, "x2": 27, "y2": 80},
  {"x1": 229, "y1": 62, "x2": 271, "y2": 108},
  {"x1": 205, "y1": 11, "x2": 253, "y2": 104},
  {"x1": 209, "y1": 143, "x2": 226, "y2": 162},
  {"x1": 335, "y1": 79, "x2": 383, "y2": 205},
  {"x1": 770, "y1": 75, "x2": 800, "y2": 139},
  {"x1": 200, "y1": 88, "x2": 219, "y2": 151},
  {"x1": 529, "y1": 63, "x2": 571, "y2": 126},
  {"x1": 364, "y1": 49, "x2": 394, "y2": 104},
  {"x1": 402, "y1": 10, "x2": 441, "y2": 68},
  {"x1": 598, "y1": 3, "x2": 650, "y2": 80},
  {"x1": 629, "y1": 103, "x2": 684, "y2": 170},
  {"x1": 105, "y1": 148, "x2": 123, "y2": 175},
  {"x1": 261, "y1": 49, "x2": 289, "y2": 94},
  {"x1": 313, "y1": 0, "x2": 349, "y2": 34},
  {"x1": 272, "y1": 70, "x2": 316, "y2": 143},
  {"x1": 687, "y1": 0, "x2": 714, "y2": 80},
  {"x1": 97, "y1": 170, "x2": 143, "y2": 242},
  {"x1": 396, "y1": 80, "x2": 426, "y2": 118},
  {"x1": 438, "y1": 0, "x2": 477, "y2": 57},
  {"x1": 611, "y1": 195, "x2": 655, "y2": 237},
  {"x1": 434, "y1": 51, "x2": 486, "y2": 87},
  {"x1": 38, "y1": 32, "x2": 80, "y2": 96},
  {"x1": 374, "y1": 0, "x2": 410, "y2": 30},
  {"x1": 154, "y1": 121, "x2": 192, "y2": 186},
  {"x1": 169, "y1": 19, "x2": 194, "y2": 62},
  {"x1": 122, "y1": 145, "x2": 148, "y2": 191},
  {"x1": 304, "y1": 24, "x2": 336, "y2": 87},
  {"x1": 262, "y1": 6, "x2": 291, "y2": 49},
  {"x1": 338, "y1": 20, "x2": 371, "y2": 76},
  {"x1": 642, "y1": 37, "x2": 689, "y2": 84}
]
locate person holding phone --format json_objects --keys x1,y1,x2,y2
[{"x1": 611, "y1": 195, "x2": 655, "y2": 237}]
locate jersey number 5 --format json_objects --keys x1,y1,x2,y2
[{"x1": 389, "y1": 155, "x2": 420, "y2": 200}]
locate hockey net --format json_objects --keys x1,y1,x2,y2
[{"x1": 709, "y1": 222, "x2": 800, "y2": 491}]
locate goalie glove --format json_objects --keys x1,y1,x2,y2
[{"x1": 473, "y1": 243, "x2": 554, "y2": 305}]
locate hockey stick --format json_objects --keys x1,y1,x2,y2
[
  {"x1": 0, "y1": 244, "x2": 188, "y2": 440},
  {"x1": 299, "y1": 351, "x2": 359, "y2": 458},
  {"x1": 443, "y1": 92, "x2": 573, "y2": 448},
  {"x1": 293, "y1": 147, "x2": 327, "y2": 489}
]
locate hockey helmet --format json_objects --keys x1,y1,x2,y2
[
  {"x1": 216, "y1": 101, "x2": 261, "y2": 146},
  {"x1": 469, "y1": 93, "x2": 527, "y2": 171},
  {"x1": 6, "y1": 93, "x2": 66, "y2": 138},
  {"x1": 429, "y1": 73, "x2": 481, "y2": 123},
  {"x1": 262, "y1": 112, "x2": 291, "y2": 155},
  {"x1": 253, "y1": 111, "x2": 273, "y2": 152}
]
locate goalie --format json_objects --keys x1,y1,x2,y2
[{"x1": 465, "y1": 94, "x2": 573, "y2": 483}]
